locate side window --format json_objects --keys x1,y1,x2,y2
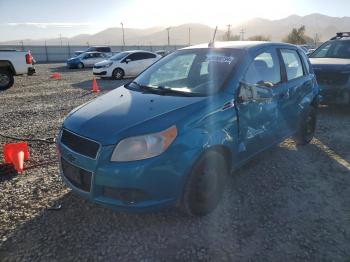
[
  {"x1": 280, "y1": 49, "x2": 304, "y2": 81},
  {"x1": 142, "y1": 53, "x2": 157, "y2": 59},
  {"x1": 127, "y1": 53, "x2": 140, "y2": 61},
  {"x1": 243, "y1": 50, "x2": 281, "y2": 86},
  {"x1": 313, "y1": 43, "x2": 331, "y2": 58}
]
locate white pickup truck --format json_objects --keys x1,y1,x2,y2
[{"x1": 0, "y1": 50, "x2": 35, "y2": 90}]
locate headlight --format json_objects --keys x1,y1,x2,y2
[
  {"x1": 103, "y1": 62, "x2": 113, "y2": 68},
  {"x1": 111, "y1": 126, "x2": 177, "y2": 162}
]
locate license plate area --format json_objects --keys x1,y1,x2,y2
[{"x1": 61, "y1": 158, "x2": 92, "y2": 192}]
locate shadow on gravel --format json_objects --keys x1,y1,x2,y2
[
  {"x1": 1, "y1": 140, "x2": 350, "y2": 261},
  {"x1": 49, "y1": 66, "x2": 91, "y2": 73},
  {"x1": 71, "y1": 79, "x2": 132, "y2": 91}
]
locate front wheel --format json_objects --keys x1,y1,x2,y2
[
  {"x1": 112, "y1": 68, "x2": 124, "y2": 80},
  {"x1": 294, "y1": 106, "x2": 317, "y2": 145},
  {"x1": 77, "y1": 62, "x2": 84, "y2": 69},
  {"x1": 180, "y1": 151, "x2": 228, "y2": 217},
  {"x1": 0, "y1": 70, "x2": 14, "y2": 91}
]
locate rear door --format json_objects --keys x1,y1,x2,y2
[
  {"x1": 236, "y1": 47, "x2": 286, "y2": 160},
  {"x1": 140, "y1": 52, "x2": 158, "y2": 69},
  {"x1": 278, "y1": 48, "x2": 314, "y2": 135}
]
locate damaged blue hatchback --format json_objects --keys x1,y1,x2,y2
[{"x1": 57, "y1": 42, "x2": 319, "y2": 216}]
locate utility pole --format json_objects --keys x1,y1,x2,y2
[
  {"x1": 188, "y1": 27, "x2": 191, "y2": 46},
  {"x1": 20, "y1": 40, "x2": 24, "y2": 51},
  {"x1": 226, "y1": 24, "x2": 232, "y2": 41},
  {"x1": 166, "y1": 27, "x2": 171, "y2": 46},
  {"x1": 59, "y1": 33, "x2": 62, "y2": 47},
  {"x1": 240, "y1": 28, "x2": 245, "y2": 41},
  {"x1": 121, "y1": 22, "x2": 126, "y2": 48}
]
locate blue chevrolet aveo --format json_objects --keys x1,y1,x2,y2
[{"x1": 57, "y1": 42, "x2": 319, "y2": 216}]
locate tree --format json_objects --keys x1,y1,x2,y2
[
  {"x1": 248, "y1": 35, "x2": 271, "y2": 41},
  {"x1": 283, "y1": 26, "x2": 313, "y2": 45}
]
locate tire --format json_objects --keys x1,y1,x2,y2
[
  {"x1": 0, "y1": 70, "x2": 14, "y2": 91},
  {"x1": 294, "y1": 106, "x2": 317, "y2": 145},
  {"x1": 77, "y1": 62, "x2": 84, "y2": 69},
  {"x1": 180, "y1": 151, "x2": 228, "y2": 217},
  {"x1": 112, "y1": 68, "x2": 124, "y2": 80}
]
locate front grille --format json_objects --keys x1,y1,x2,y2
[
  {"x1": 61, "y1": 129, "x2": 100, "y2": 159},
  {"x1": 61, "y1": 158, "x2": 92, "y2": 192},
  {"x1": 315, "y1": 71, "x2": 349, "y2": 85}
]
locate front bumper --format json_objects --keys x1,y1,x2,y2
[
  {"x1": 57, "y1": 131, "x2": 199, "y2": 212},
  {"x1": 93, "y1": 67, "x2": 112, "y2": 77},
  {"x1": 93, "y1": 71, "x2": 107, "y2": 76}
]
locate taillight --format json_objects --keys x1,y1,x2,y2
[{"x1": 25, "y1": 52, "x2": 32, "y2": 64}]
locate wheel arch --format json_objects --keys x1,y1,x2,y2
[{"x1": 0, "y1": 60, "x2": 16, "y2": 74}]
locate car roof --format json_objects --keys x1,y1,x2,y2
[
  {"x1": 122, "y1": 50, "x2": 157, "y2": 54},
  {"x1": 84, "y1": 51, "x2": 103, "y2": 54},
  {"x1": 182, "y1": 41, "x2": 298, "y2": 52}
]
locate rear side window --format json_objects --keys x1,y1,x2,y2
[
  {"x1": 280, "y1": 49, "x2": 304, "y2": 81},
  {"x1": 243, "y1": 50, "x2": 281, "y2": 86},
  {"x1": 298, "y1": 50, "x2": 311, "y2": 74},
  {"x1": 139, "y1": 53, "x2": 157, "y2": 59}
]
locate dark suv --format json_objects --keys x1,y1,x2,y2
[
  {"x1": 309, "y1": 32, "x2": 350, "y2": 105},
  {"x1": 74, "y1": 46, "x2": 112, "y2": 56}
]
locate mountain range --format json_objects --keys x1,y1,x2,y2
[{"x1": 1, "y1": 13, "x2": 350, "y2": 46}]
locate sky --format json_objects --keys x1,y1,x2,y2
[{"x1": 0, "y1": 0, "x2": 350, "y2": 41}]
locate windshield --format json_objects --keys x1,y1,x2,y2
[
  {"x1": 110, "y1": 52, "x2": 129, "y2": 61},
  {"x1": 311, "y1": 40, "x2": 350, "y2": 59},
  {"x1": 130, "y1": 48, "x2": 243, "y2": 96}
]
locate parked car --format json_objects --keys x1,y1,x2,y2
[
  {"x1": 309, "y1": 32, "x2": 350, "y2": 105},
  {"x1": 57, "y1": 41, "x2": 319, "y2": 216},
  {"x1": 0, "y1": 50, "x2": 35, "y2": 90},
  {"x1": 66, "y1": 52, "x2": 109, "y2": 69},
  {"x1": 93, "y1": 50, "x2": 161, "y2": 79},
  {"x1": 155, "y1": 50, "x2": 169, "y2": 57},
  {"x1": 74, "y1": 46, "x2": 112, "y2": 56}
]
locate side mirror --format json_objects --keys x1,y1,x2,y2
[
  {"x1": 238, "y1": 81, "x2": 274, "y2": 103},
  {"x1": 123, "y1": 58, "x2": 132, "y2": 64}
]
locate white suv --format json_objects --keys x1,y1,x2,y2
[{"x1": 93, "y1": 50, "x2": 161, "y2": 79}]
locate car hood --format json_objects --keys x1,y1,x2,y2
[
  {"x1": 310, "y1": 58, "x2": 350, "y2": 70},
  {"x1": 63, "y1": 86, "x2": 206, "y2": 145},
  {"x1": 67, "y1": 57, "x2": 80, "y2": 62},
  {"x1": 94, "y1": 60, "x2": 112, "y2": 66}
]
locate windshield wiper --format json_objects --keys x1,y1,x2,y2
[{"x1": 128, "y1": 82, "x2": 203, "y2": 97}]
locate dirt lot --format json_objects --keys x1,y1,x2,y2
[{"x1": 0, "y1": 63, "x2": 350, "y2": 261}]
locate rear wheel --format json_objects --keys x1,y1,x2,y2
[
  {"x1": 77, "y1": 62, "x2": 84, "y2": 69},
  {"x1": 294, "y1": 106, "x2": 317, "y2": 145},
  {"x1": 0, "y1": 70, "x2": 14, "y2": 91},
  {"x1": 112, "y1": 68, "x2": 124, "y2": 80},
  {"x1": 180, "y1": 151, "x2": 227, "y2": 217}
]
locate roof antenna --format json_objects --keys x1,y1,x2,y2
[{"x1": 209, "y1": 26, "x2": 218, "y2": 48}]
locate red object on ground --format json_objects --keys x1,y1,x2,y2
[
  {"x1": 92, "y1": 78, "x2": 100, "y2": 93},
  {"x1": 3, "y1": 142, "x2": 29, "y2": 173},
  {"x1": 51, "y1": 73, "x2": 61, "y2": 79}
]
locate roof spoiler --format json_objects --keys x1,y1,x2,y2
[{"x1": 330, "y1": 32, "x2": 350, "y2": 40}]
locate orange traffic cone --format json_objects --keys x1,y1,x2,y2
[
  {"x1": 51, "y1": 73, "x2": 61, "y2": 79},
  {"x1": 92, "y1": 78, "x2": 100, "y2": 93},
  {"x1": 3, "y1": 142, "x2": 29, "y2": 173}
]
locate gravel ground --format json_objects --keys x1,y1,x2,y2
[{"x1": 0, "y1": 63, "x2": 350, "y2": 261}]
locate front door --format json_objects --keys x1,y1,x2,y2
[{"x1": 236, "y1": 47, "x2": 285, "y2": 160}]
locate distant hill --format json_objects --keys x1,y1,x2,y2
[{"x1": 1, "y1": 13, "x2": 350, "y2": 45}]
